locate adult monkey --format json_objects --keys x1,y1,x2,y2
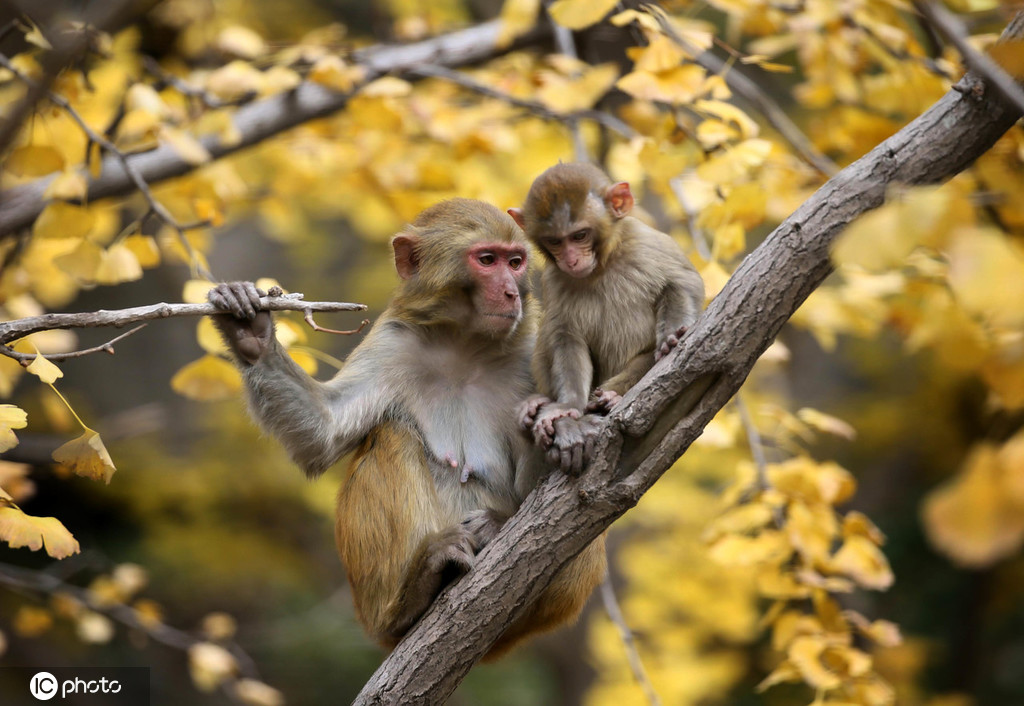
[{"x1": 208, "y1": 199, "x2": 606, "y2": 658}]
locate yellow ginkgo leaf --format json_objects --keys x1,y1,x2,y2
[
  {"x1": 76, "y1": 611, "x2": 115, "y2": 644},
  {"x1": 161, "y1": 126, "x2": 211, "y2": 166},
  {"x1": 361, "y1": 76, "x2": 412, "y2": 98},
  {"x1": 95, "y1": 244, "x2": 144, "y2": 285},
  {"x1": 197, "y1": 318, "x2": 229, "y2": 355},
  {"x1": 183, "y1": 279, "x2": 216, "y2": 303},
  {"x1": 707, "y1": 530, "x2": 792, "y2": 566},
  {"x1": 922, "y1": 443, "x2": 1024, "y2": 567},
  {"x1": 189, "y1": 642, "x2": 238, "y2": 692},
  {"x1": 5, "y1": 145, "x2": 65, "y2": 177},
  {"x1": 216, "y1": 26, "x2": 267, "y2": 59},
  {"x1": 43, "y1": 169, "x2": 88, "y2": 201},
  {"x1": 123, "y1": 235, "x2": 161, "y2": 268},
  {"x1": 54, "y1": 239, "x2": 103, "y2": 280},
  {"x1": 288, "y1": 349, "x2": 318, "y2": 376},
  {"x1": 309, "y1": 55, "x2": 364, "y2": 93},
  {"x1": 788, "y1": 635, "x2": 842, "y2": 690},
  {"x1": 171, "y1": 355, "x2": 242, "y2": 401},
  {"x1": 26, "y1": 354, "x2": 63, "y2": 384},
  {"x1": 497, "y1": 0, "x2": 541, "y2": 46},
  {"x1": 233, "y1": 679, "x2": 285, "y2": 706},
  {"x1": 701, "y1": 502, "x2": 775, "y2": 542},
  {"x1": 206, "y1": 60, "x2": 264, "y2": 101},
  {"x1": 0, "y1": 505, "x2": 80, "y2": 558},
  {"x1": 830, "y1": 535, "x2": 895, "y2": 590},
  {"x1": 796, "y1": 408, "x2": 857, "y2": 440},
  {"x1": 547, "y1": 0, "x2": 618, "y2": 29},
  {"x1": 52, "y1": 429, "x2": 117, "y2": 484},
  {"x1": 0, "y1": 405, "x2": 28, "y2": 453},
  {"x1": 13, "y1": 605, "x2": 53, "y2": 636},
  {"x1": 33, "y1": 202, "x2": 96, "y2": 240}
]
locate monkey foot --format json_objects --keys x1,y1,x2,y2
[
  {"x1": 586, "y1": 388, "x2": 622, "y2": 414},
  {"x1": 655, "y1": 324, "x2": 689, "y2": 361}
]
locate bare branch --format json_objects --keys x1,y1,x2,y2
[
  {"x1": 600, "y1": 575, "x2": 661, "y2": 706},
  {"x1": 545, "y1": 1, "x2": 588, "y2": 161},
  {"x1": 352, "y1": 12, "x2": 1024, "y2": 704},
  {"x1": 0, "y1": 295, "x2": 366, "y2": 346},
  {"x1": 0, "y1": 324, "x2": 148, "y2": 363},
  {"x1": 915, "y1": 0, "x2": 1024, "y2": 115}
]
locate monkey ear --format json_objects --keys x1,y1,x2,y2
[
  {"x1": 507, "y1": 208, "x2": 526, "y2": 230},
  {"x1": 392, "y1": 233, "x2": 421, "y2": 280},
  {"x1": 606, "y1": 182, "x2": 634, "y2": 219}
]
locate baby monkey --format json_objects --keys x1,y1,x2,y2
[{"x1": 509, "y1": 163, "x2": 704, "y2": 472}]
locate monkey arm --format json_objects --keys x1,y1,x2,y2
[
  {"x1": 653, "y1": 268, "x2": 704, "y2": 356},
  {"x1": 595, "y1": 351, "x2": 654, "y2": 397},
  {"x1": 549, "y1": 334, "x2": 592, "y2": 411}
]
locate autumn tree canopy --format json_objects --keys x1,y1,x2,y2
[{"x1": 1, "y1": 1, "x2": 1024, "y2": 705}]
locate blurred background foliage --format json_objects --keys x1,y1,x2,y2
[{"x1": 1, "y1": 0, "x2": 1024, "y2": 704}]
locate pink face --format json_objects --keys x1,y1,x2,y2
[{"x1": 466, "y1": 242, "x2": 528, "y2": 335}]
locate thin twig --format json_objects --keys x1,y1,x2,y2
[
  {"x1": 409, "y1": 64, "x2": 637, "y2": 139},
  {"x1": 645, "y1": 5, "x2": 839, "y2": 177},
  {"x1": 0, "y1": 561, "x2": 264, "y2": 694},
  {"x1": 0, "y1": 295, "x2": 367, "y2": 346},
  {"x1": 0, "y1": 324, "x2": 147, "y2": 363},
  {"x1": 669, "y1": 176, "x2": 711, "y2": 261},
  {"x1": 0, "y1": 51, "x2": 213, "y2": 278},
  {"x1": 734, "y1": 395, "x2": 769, "y2": 492},
  {"x1": 599, "y1": 575, "x2": 661, "y2": 706},
  {"x1": 915, "y1": 1, "x2": 1024, "y2": 115},
  {"x1": 302, "y1": 312, "x2": 369, "y2": 336}
]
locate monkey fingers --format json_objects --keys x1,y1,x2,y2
[
  {"x1": 532, "y1": 404, "x2": 581, "y2": 448},
  {"x1": 208, "y1": 281, "x2": 268, "y2": 320},
  {"x1": 518, "y1": 394, "x2": 553, "y2": 431},
  {"x1": 655, "y1": 325, "x2": 689, "y2": 362},
  {"x1": 546, "y1": 416, "x2": 598, "y2": 476},
  {"x1": 461, "y1": 509, "x2": 509, "y2": 551},
  {"x1": 586, "y1": 388, "x2": 622, "y2": 414}
]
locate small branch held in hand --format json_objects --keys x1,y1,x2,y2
[
  {"x1": 302, "y1": 312, "x2": 370, "y2": 336},
  {"x1": 0, "y1": 295, "x2": 367, "y2": 346},
  {"x1": 915, "y1": 1, "x2": 1024, "y2": 115},
  {"x1": 600, "y1": 575, "x2": 661, "y2": 706},
  {"x1": 0, "y1": 324, "x2": 148, "y2": 363}
]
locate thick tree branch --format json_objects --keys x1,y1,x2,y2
[
  {"x1": 353, "y1": 12, "x2": 1024, "y2": 704},
  {"x1": 0, "y1": 19, "x2": 552, "y2": 238}
]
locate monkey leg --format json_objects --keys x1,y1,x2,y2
[
  {"x1": 485, "y1": 534, "x2": 607, "y2": 660},
  {"x1": 335, "y1": 424, "x2": 469, "y2": 648}
]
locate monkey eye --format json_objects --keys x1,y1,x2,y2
[
  {"x1": 509, "y1": 256, "x2": 524, "y2": 270},
  {"x1": 571, "y1": 229, "x2": 589, "y2": 242},
  {"x1": 543, "y1": 238, "x2": 561, "y2": 249},
  {"x1": 477, "y1": 253, "x2": 496, "y2": 266}
]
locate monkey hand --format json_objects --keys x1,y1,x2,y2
[
  {"x1": 518, "y1": 394, "x2": 553, "y2": 431},
  {"x1": 461, "y1": 508, "x2": 509, "y2": 551},
  {"x1": 531, "y1": 403, "x2": 582, "y2": 448},
  {"x1": 208, "y1": 281, "x2": 275, "y2": 366},
  {"x1": 546, "y1": 414, "x2": 601, "y2": 476},
  {"x1": 655, "y1": 324, "x2": 689, "y2": 362},
  {"x1": 586, "y1": 388, "x2": 622, "y2": 415}
]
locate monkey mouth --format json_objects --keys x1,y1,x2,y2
[{"x1": 484, "y1": 313, "x2": 518, "y2": 320}]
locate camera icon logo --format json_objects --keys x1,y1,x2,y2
[{"x1": 29, "y1": 671, "x2": 58, "y2": 700}]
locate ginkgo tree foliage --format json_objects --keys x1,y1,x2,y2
[{"x1": 1, "y1": 0, "x2": 1024, "y2": 704}]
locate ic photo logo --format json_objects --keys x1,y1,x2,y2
[{"x1": 29, "y1": 672, "x2": 58, "y2": 701}]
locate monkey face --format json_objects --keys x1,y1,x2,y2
[
  {"x1": 465, "y1": 242, "x2": 529, "y2": 335},
  {"x1": 542, "y1": 228, "x2": 598, "y2": 278}
]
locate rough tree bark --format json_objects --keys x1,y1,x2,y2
[{"x1": 351, "y1": 12, "x2": 1024, "y2": 705}]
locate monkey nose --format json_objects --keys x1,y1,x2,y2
[{"x1": 504, "y1": 288, "x2": 518, "y2": 300}]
